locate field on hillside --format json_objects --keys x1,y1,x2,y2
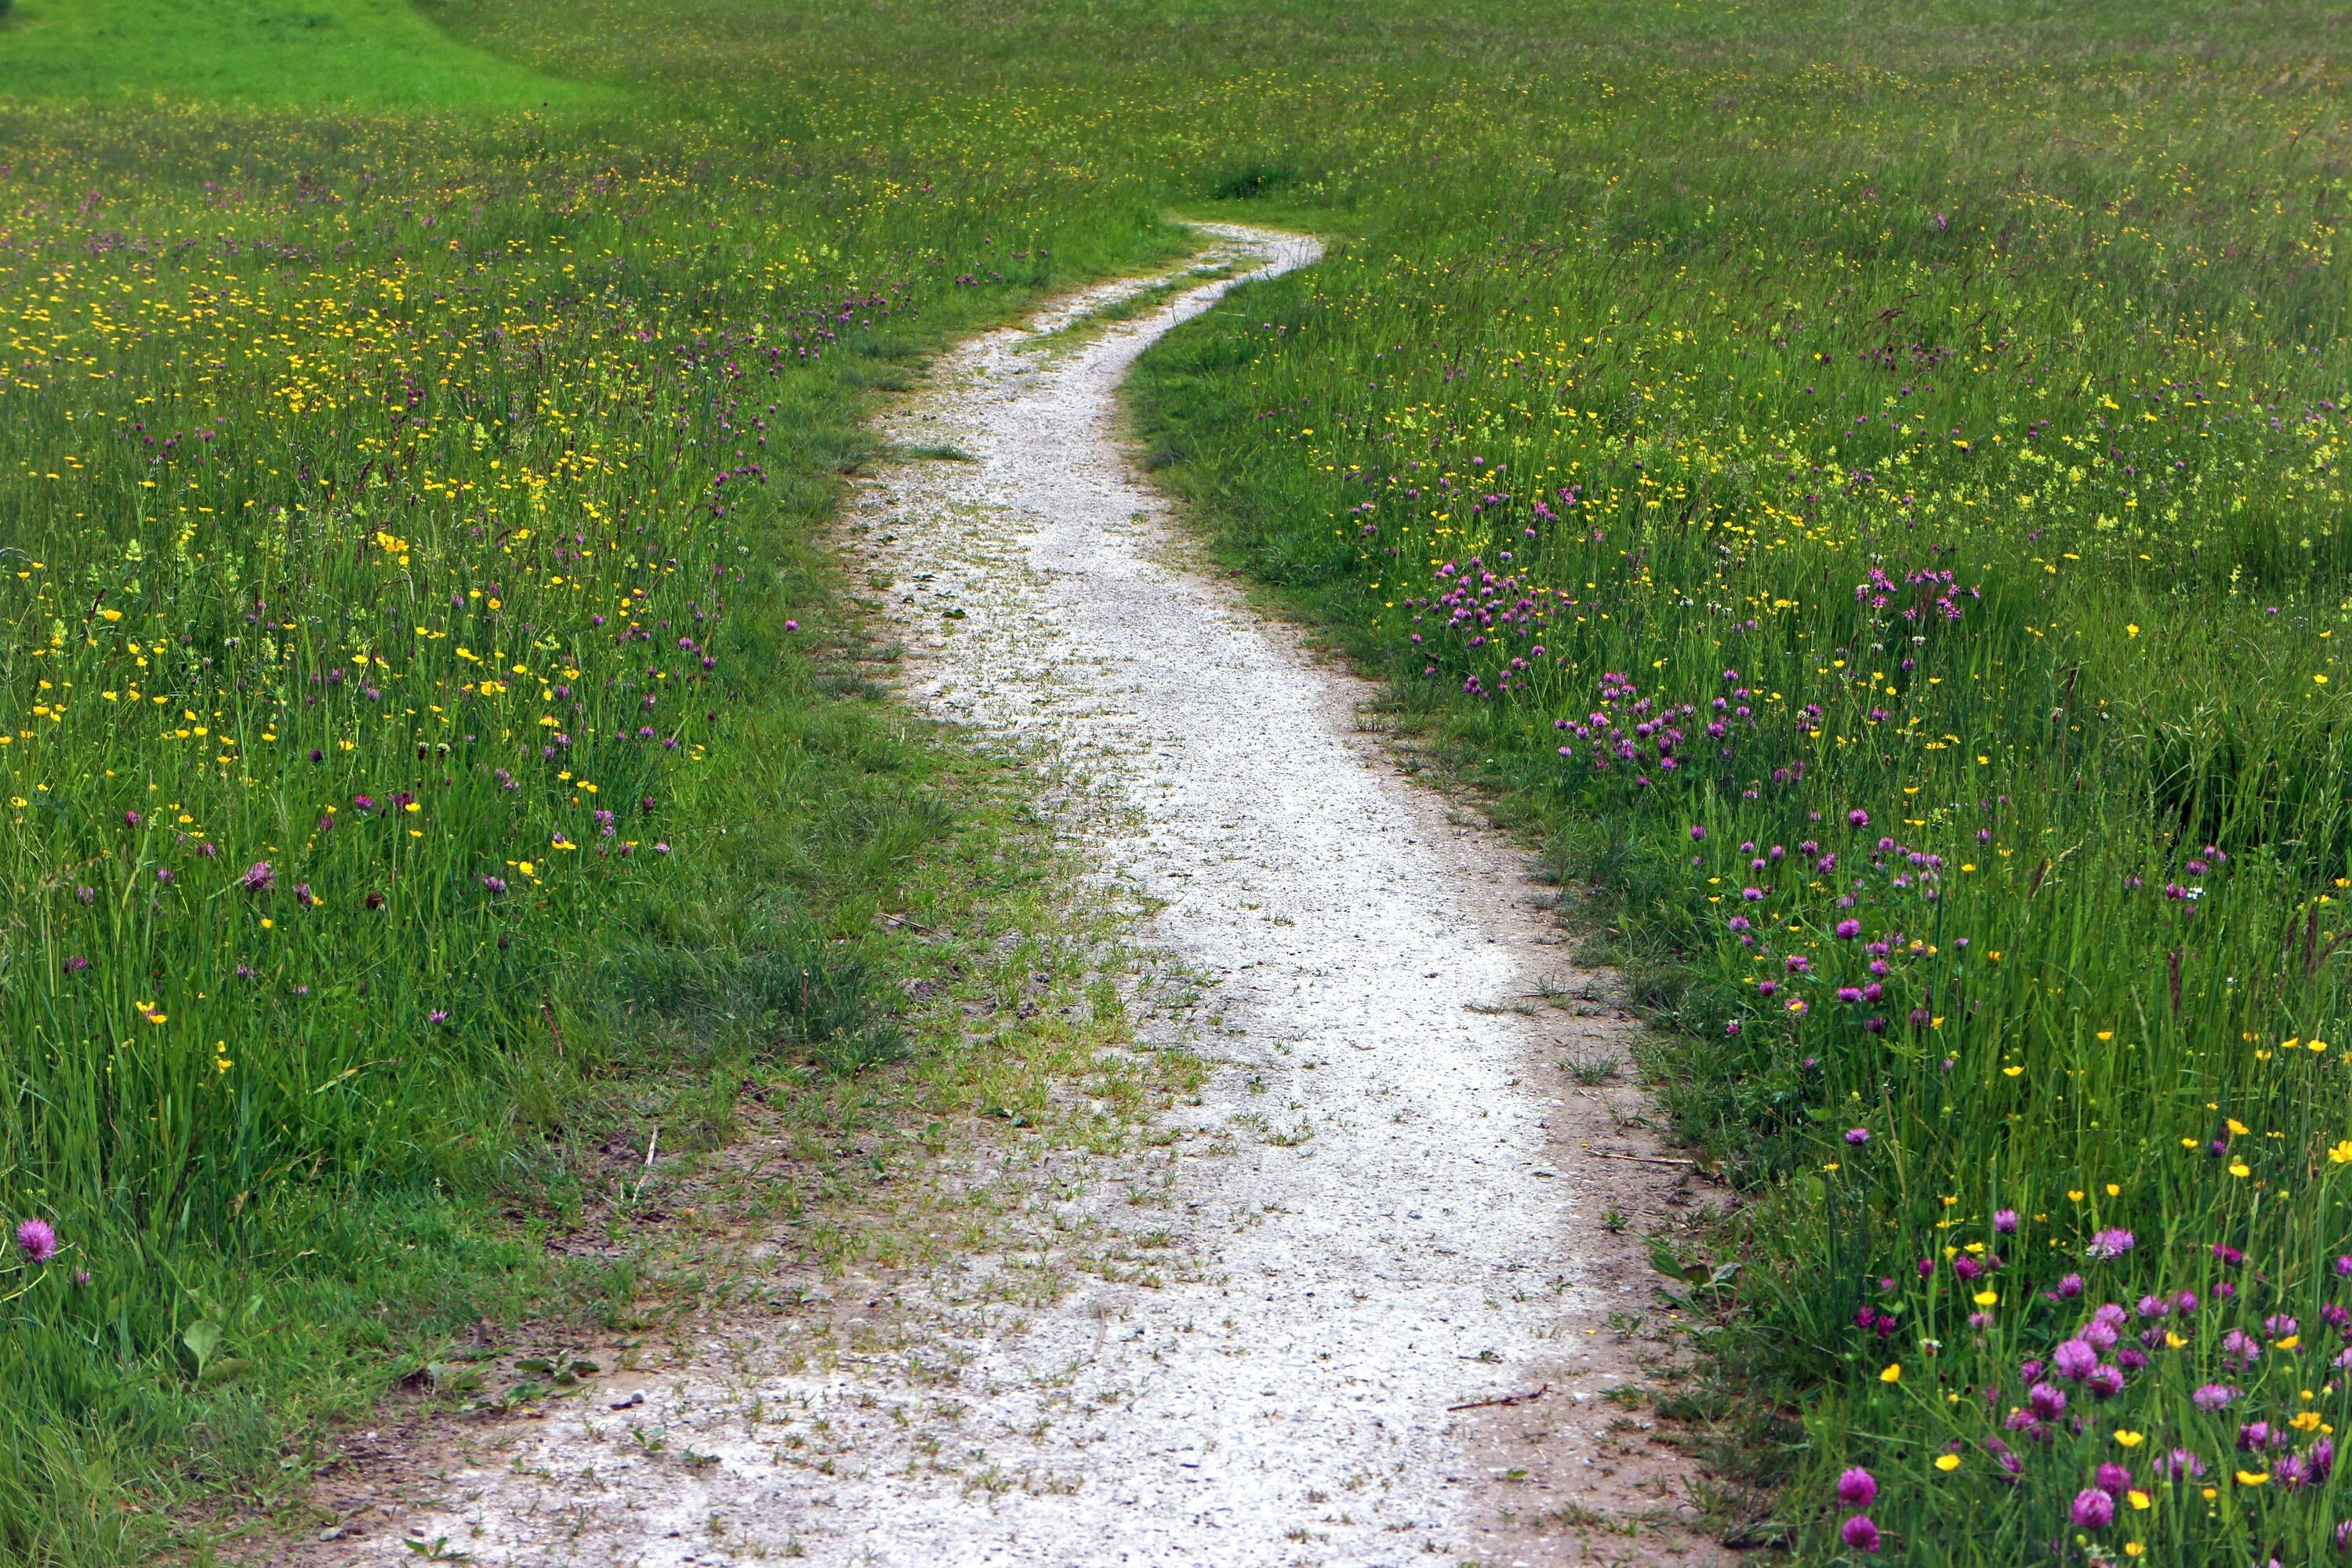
[{"x1": 5, "y1": 0, "x2": 2352, "y2": 1563}]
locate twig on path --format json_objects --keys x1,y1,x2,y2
[
  {"x1": 1583, "y1": 1148, "x2": 1697, "y2": 1168},
  {"x1": 1448, "y1": 1384, "x2": 1550, "y2": 1413}
]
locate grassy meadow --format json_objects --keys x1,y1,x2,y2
[{"x1": 5, "y1": 0, "x2": 2352, "y2": 1563}]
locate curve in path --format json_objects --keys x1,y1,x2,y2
[{"x1": 362, "y1": 223, "x2": 1724, "y2": 1568}]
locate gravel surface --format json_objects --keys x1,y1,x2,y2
[{"x1": 319, "y1": 223, "x2": 1728, "y2": 1568}]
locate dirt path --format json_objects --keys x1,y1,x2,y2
[{"x1": 339, "y1": 225, "x2": 1728, "y2": 1568}]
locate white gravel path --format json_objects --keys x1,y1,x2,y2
[{"x1": 347, "y1": 224, "x2": 1722, "y2": 1568}]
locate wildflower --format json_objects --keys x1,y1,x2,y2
[
  {"x1": 1840, "y1": 1515, "x2": 1881, "y2": 1553},
  {"x1": 2088, "y1": 1364, "x2": 2126, "y2": 1399},
  {"x1": 15, "y1": 1219, "x2": 57, "y2": 1264},
  {"x1": 2055, "y1": 1273, "x2": 2085, "y2": 1299},
  {"x1": 2193, "y1": 1383, "x2": 2239, "y2": 1410},
  {"x1": 1993, "y1": 1209, "x2": 2018, "y2": 1234},
  {"x1": 2222, "y1": 1328, "x2": 2262, "y2": 1370},
  {"x1": 2053, "y1": 1340, "x2": 2100, "y2": 1381},
  {"x1": 2071, "y1": 1488, "x2": 2114, "y2": 1529},
  {"x1": 1849, "y1": 809, "x2": 1870, "y2": 828},
  {"x1": 241, "y1": 861, "x2": 274, "y2": 893},
  {"x1": 2029, "y1": 1381, "x2": 2067, "y2": 1421},
  {"x1": 2154, "y1": 1448, "x2": 2206, "y2": 1480},
  {"x1": 2095, "y1": 1463, "x2": 2132, "y2": 1498},
  {"x1": 365, "y1": 891, "x2": 387, "y2": 910},
  {"x1": 1836, "y1": 1467, "x2": 1877, "y2": 1508},
  {"x1": 2086, "y1": 1228, "x2": 2135, "y2": 1261},
  {"x1": 1835, "y1": 919, "x2": 1862, "y2": 939}
]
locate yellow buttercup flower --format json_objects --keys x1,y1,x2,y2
[
  {"x1": 1934, "y1": 1454, "x2": 1960, "y2": 1472},
  {"x1": 1879, "y1": 1363, "x2": 1901, "y2": 1384},
  {"x1": 2114, "y1": 1430, "x2": 2144, "y2": 1447}
]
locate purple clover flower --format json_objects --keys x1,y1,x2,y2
[
  {"x1": 2085, "y1": 1228, "x2": 2135, "y2": 1261},
  {"x1": 15, "y1": 1219, "x2": 56, "y2": 1264},
  {"x1": 2052, "y1": 1339, "x2": 2098, "y2": 1381}
]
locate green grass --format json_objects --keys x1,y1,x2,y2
[
  {"x1": 0, "y1": 0, "x2": 594, "y2": 108},
  {"x1": 9, "y1": 0, "x2": 2352, "y2": 1563}
]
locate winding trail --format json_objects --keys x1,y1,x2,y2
[{"x1": 360, "y1": 224, "x2": 1725, "y2": 1568}]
